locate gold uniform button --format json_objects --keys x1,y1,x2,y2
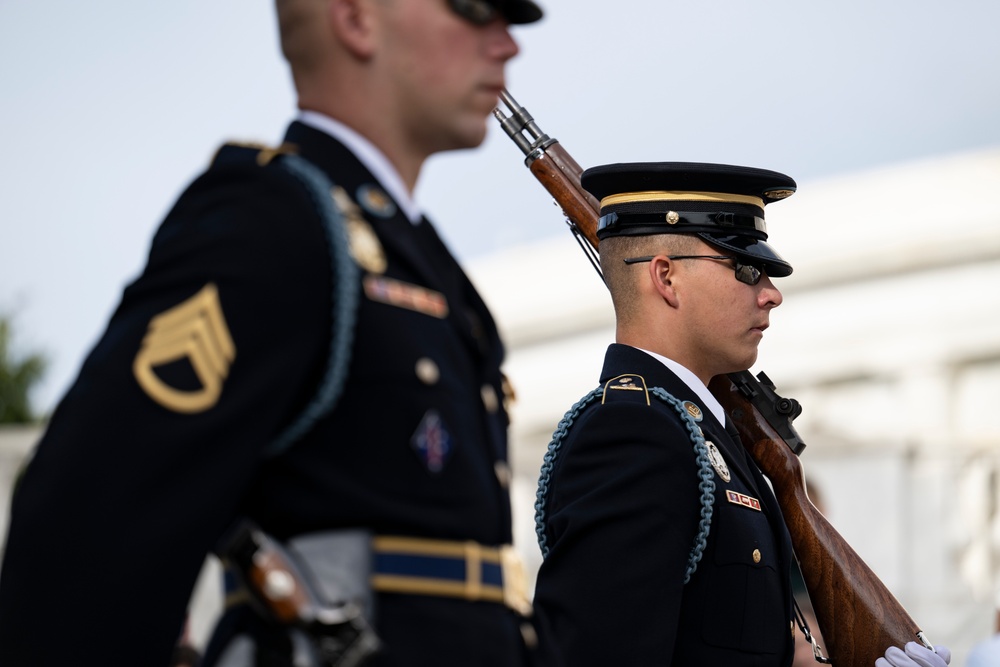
[
  {"x1": 481, "y1": 384, "x2": 499, "y2": 413},
  {"x1": 752, "y1": 548, "x2": 762, "y2": 564},
  {"x1": 415, "y1": 358, "x2": 439, "y2": 385}
]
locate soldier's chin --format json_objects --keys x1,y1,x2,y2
[{"x1": 445, "y1": 121, "x2": 489, "y2": 151}]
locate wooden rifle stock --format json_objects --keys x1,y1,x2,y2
[
  {"x1": 709, "y1": 372, "x2": 929, "y2": 666},
  {"x1": 494, "y1": 89, "x2": 934, "y2": 666}
]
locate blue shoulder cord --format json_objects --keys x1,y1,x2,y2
[
  {"x1": 263, "y1": 154, "x2": 361, "y2": 457},
  {"x1": 535, "y1": 386, "x2": 716, "y2": 583}
]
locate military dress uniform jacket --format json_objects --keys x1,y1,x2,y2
[
  {"x1": 532, "y1": 344, "x2": 795, "y2": 667},
  {"x1": 0, "y1": 122, "x2": 523, "y2": 666}
]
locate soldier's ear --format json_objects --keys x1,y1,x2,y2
[
  {"x1": 329, "y1": 0, "x2": 379, "y2": 59},
  {"x1": 649, "y1": 255, "x2": 681, "y2": 308}
]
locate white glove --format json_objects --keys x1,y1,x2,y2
[{"x1": 875, "y1": 642, "x2": 951, "y2": 667}]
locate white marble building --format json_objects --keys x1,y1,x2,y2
[{"x1": 1, "y1": 146, "x2": 998, "y2": 662}]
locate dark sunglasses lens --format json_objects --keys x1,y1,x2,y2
[
  {"x1": 735, "y1": 263, "x2": 762, "y2": 285},
  {"x1": 448, "y1": 0, "x2": 497, "y2": 24}
]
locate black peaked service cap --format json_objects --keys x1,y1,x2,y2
[{"x1": 583, "y1": 162, "x2": 796, "y2": 277}]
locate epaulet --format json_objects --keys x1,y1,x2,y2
[
  {"x1": 209, "y1": 141, "x2": 300, "y2": 169},
  {"x1": 601, "y1": 373, "x2": 650, "y2": 405}
]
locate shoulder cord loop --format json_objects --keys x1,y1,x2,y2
[
  {"x1": 264, "y1": 154, "x2": 361, "y2": 456},
  {"x1": 648, "y1": 387, "x2": 716, "y2": 583},
  {"x1": 534, "y1": 386, "x2": 603, "y2": 559},
  {"x1": 535, "y1": 386, "x2": 716, "y2": 583}
]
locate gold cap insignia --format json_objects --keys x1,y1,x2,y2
[
  {"x1": 132, "y1": 283, "x2": 236, "y2": 413},
  {"x1": 357, "y1": 183, "x2": 397, "y2": 219},
  {"x1": 705, "y1": 441, "x2": 731, "y2": 482},
  {"x1": 331, "y1": 186, "x2": 387, "y2": 274},
  {"x1": 763, "y1": 188, "x2": 795, "y2": 200}
]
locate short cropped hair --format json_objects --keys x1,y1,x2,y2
[
  {"x1": 599, "y1": 234, "x2": 700, "y2": 325},
  {"x1": 275, "y1": 0, "x2": 330, "y2": 74}
]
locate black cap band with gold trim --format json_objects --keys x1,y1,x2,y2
[{"x1": 583, "y1": 162, "x2": 796, "y2": 277}]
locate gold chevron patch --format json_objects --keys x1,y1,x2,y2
[{"x1": 132, "y1": 283, "x2": 236, "y2": 413}]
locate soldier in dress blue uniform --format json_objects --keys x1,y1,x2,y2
[
  {"x1": 530, "y1": 163, "x2": 953, "y2": 667},
  {"x1": 0, "y1": 0, "x2": 543, "y2": 665}
]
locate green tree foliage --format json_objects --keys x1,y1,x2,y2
[{"x1": 0, "y1": 316, "x2": 47, "y2": 424}]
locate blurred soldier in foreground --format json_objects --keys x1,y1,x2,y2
[
  {"x1": 530, "y1": 162, "x2": 951, "y2": 667},
  {"x1": 0, "y1": 0, "x2": 543, "y2": 664}
]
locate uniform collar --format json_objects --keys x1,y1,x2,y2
[
  {"x1": 632, "y1": 346, "x2": 727, "y2": 426},
  {"x1": 295, "y1": 110, "x2": 422, "y2": 225}
]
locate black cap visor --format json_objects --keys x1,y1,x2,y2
[
  {"x1": 698, "y1": 232, "x2": 793, "y2": 278},
  {"x1": 500, "y1": 0, "x2": 543, "y2": 23}
]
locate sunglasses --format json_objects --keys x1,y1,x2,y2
[
  {"x1": 447, "y1": 0, "x2": 499, "y2": 24},
  {"x1": 622, "y1": 254, "x2": 764, "y2": 286}
]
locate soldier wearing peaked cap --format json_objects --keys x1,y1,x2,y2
[
  {"x1": 0, "y1": 0, "x2": 545, "y2": 666},
  {"x1": 532, "y1": 162, "x2": 799, "y2": 667},
  {"x1": 531, "y1": 162, "x2": 952, "y2": 667}
]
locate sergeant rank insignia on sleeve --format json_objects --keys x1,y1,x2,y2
[{"x1": 132, "y1": 283, "x2": 236, "y2": 413}]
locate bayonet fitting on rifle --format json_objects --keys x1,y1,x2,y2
[{"x1": 493, "y1": 90, "x2": 557, "y2": 164}]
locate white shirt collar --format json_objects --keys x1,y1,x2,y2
[
  {"x1": 633, "y1": 346, "x2": 727, "y2": 427},
  {"x1": 295, "y1": 110, "x2": 423, "y2": 225}
]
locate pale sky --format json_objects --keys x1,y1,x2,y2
[{"x1": 2, "y1": 0, "x2": 999, "y2": 413}]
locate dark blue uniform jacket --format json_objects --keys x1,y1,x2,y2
[
  {"x1": 0, "y1": 122, "x2": 522, "y2": 666},
  {"x1": 533, "y1": 343, "x2": 795, "y2": 667}
]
